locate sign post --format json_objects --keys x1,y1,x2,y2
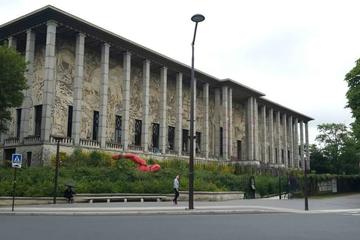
[{"x1": 11, "y1": 153, "x2": 22, "y2": 212}]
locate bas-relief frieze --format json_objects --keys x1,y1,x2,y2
[
  {"x1": 182, "y1": 81, "x2": 191, "y2": 130},
  {"x1": 81, "y1": 46, "x2": 101, "y2": 139},
  {"x1": 128, "y1": 66, "x2": 143, "y2": 144},
  {"x1": 149, "y1": 71, "x2": 161, "y2": 125},
  {"x1": 232, "y1": 101, "x2": 246, "y2": 156},
  {"x1": 52, "y1": 38, "x2": 75, "y2": 137},
  {"x1": 167, "y1": 76, "x2": 177, "y2": 127},
  {"x1": 106, "y1": 58, "x2": 123, "y2": 142}
]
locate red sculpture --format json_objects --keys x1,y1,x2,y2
[{"x1": 112, "y1": 153, "x2": 161, "y2": 172}]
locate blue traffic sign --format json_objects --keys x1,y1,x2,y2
[{"x1": 12, "y1": 153, "x2": 22, "y2": 168}]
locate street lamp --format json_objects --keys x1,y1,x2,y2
[
  {"x1": 51, "y1": 135, "x2": 64, "y2": 204},
  {"x1": 189, "y1": 13, "x2": 205, "y2": 210}
]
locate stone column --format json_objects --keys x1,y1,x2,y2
[
  {"x1": 261, "y1": 105, "x2": 267, "y2": 163},
  {"x1": 121, "y1": 52, "x2": 131, "y2": 151},
  {"x1": 246, "y1": 97, "x2": 254, "y2": 161},
  {"x1": 98, "y1": 43, "x2": 110, "y2": 147},
  {"x1": 300, "y1": 120, "x2": 305, "y2": 170},
  {"x1": 254, "y1": 98, "x2": 259, "y2": 162},
  {"x1": 72, "y1": 33, "x2": 85, "y2": 145},
  {"x1": 276, "y1": 111, "x2": 281, "y2": 164},
  {"x1": 20, "y1": 29, "x2": 36, "y2": 141},
  {"x1": 294, "y1": 118, "x2": 299, "y2": 167},
  {"x1": 305, "y1": 121, "x2": 310, "y2": 170},
  {"x1": 159, "y1": 67, "x2": 167, "y2": 154},
  {"x1": 175, "y1": 73, "x2": 183, "y2": 155},
  {"x1": 288, "y1": 116, "x2": 294, "y2": 168},
  {"x1": 228, "y1": 88, "x2": 233, "y2": 159},
  {"x1": 41, "y1": 20, "x2": 57, "y2": 142},
  {"x1": 282, "y1": 113, "x2": 288, "y2": 167},
  {"x1": 269, "y1": 108, "x2": 275, "y2": 164},
  {"x1": 203, "y1": 83, "x2": 209, "y2": 159},
  {"x1": 222, "y1": 86, "x2": 229, "y2": 160},
  {"x1": 214, "y1": 88, "x2": 221, "y2": 157},
  {"x1": 8, "y1": 36, "x2": 17, "y2": 49},
  {"x1": 141, "y1": 59, "x2": 150, "y2": 152}
]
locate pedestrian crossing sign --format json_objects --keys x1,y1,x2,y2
[{"x1": 12, "y1": 153, "x2": 22, "y2": 168}]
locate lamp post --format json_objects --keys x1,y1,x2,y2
[
  {"x1": 189, "y1": 14, "x2": 205, "y2": 210},
  {"x1": 51, "y1": 135, "x2": 63, "y2": 204}
]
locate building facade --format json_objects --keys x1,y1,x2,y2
[{"x1": 0, "y1": 6, "x2": 313, "y2": 168}]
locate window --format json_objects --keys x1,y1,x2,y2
[
  {"x1": 27, "y1": 152, "x2": 32, "y2": 167},
  {"x1": 115, "y1": 115, "x2": 122, "y2": 143},
  {"x1": 281, "y1": 149, "x2": 284, "y2": 164},
  {"x1": 287, "y1": 150, "x2": 291, "y2": 166},
  {"x1": 196, "y1": 132, "x2": 201, "y2": 153},
  {"x1": 67, "y1": 106, "x2": 73, "y2": 138},
  {"x1": 152, "y1": 123, "x2": 160, "y2": 149},
  {"x1": 168, "y1": 126, "x2": 175, "y2": 150},
  {"x1": 182, "y1": 129, "x2": 189, "y2": 153},
  {"x1": 220, "y1": 127, "x2": 223, "y2": 156},
  {"x1": 34, "y1": 105, "x2": 42, "y2": 137},
  {"x1": 275, "y1": 148, "x2": 278, "y2": 163},
  {"x1": 134, "y1": 119, "x2": 142, "y2": 146},
  {"x1": 16, "y1": 109, "x2": 21, "y2": 138},
  {"x1": 92, "y1": 111, "x2": 99, "y2": 141},
  {"x1": 237, "y1": 140, "x2": 242, "y2": 161}
]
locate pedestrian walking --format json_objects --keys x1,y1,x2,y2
[{"x1": 173, "y1": 175, "x2": 180, "y2": 204}]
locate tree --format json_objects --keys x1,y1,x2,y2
[
  {"x1": 344, "y1": 59, "x2": 360, "y2": 141},
  {"x1": 0, "y1": 45, "x2": 27, "y2": 133},
  {"x1": 312, "y1": 123, "x2": 360, "y2": 174}
]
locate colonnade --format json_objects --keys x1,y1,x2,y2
[{"x1": 5, "y1": 20, "x2": 311, "y2": 169}]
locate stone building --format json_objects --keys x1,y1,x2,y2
[{"x1": 0, "y1": 6, "x2": 313, "y2": 168}]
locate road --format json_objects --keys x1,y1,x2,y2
[{"x1": 1, "y1": 213, "x2": 359, "y2": 240}]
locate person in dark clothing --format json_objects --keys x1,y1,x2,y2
[
  {"x1": 173, "y1": 175, "x2": 180, "y2": 205},
  {"x1": 64, "y1": 185, "x2": 75, "y2": 203}
]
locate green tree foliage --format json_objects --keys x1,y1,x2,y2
[
  {"x1": 0, "y1": 45, "x2": 27, "y2": 133},
  {"x1": 345, "y1": 59, "x2": 360, "y2": 140},
  {"x1": 311, "y1": 123, "x2": 360, "y2": 174}
]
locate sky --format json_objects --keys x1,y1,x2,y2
[{"x1": 0, "y1": 0, "x2": 358, "y2": 143}]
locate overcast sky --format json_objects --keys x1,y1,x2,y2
[{"x1": 1, "y1": 0, "x2": 358, "y2": 143}]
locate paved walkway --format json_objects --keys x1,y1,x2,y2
[{"x1": 1, "y1": 194, "x2": 360, "y2": 216}]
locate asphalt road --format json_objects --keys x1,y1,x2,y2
[{"x1": 1, "y1": 213, "x2": 359, "y2": 240}]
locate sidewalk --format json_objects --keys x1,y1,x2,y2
[{"x1": 1, "y1": 194, "x2": 360, "y2": 216}]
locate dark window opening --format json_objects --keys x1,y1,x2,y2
[
  {"x1": 115, "y1": 115, "x2": 122, "y2": 143},
  {"x1": 152, "y1": 123, "x2": 160, "y2": 149},
  {"x1": 220, "y1": 127, "x2": 223, "y2": 156},
  {"x1": 168, "y1": 126, "x2": 175, "y2": 150},
  {"x1": 4, "y1": 148, "x2": 16, "y2": 167},
  {"x1": 268, "y1": 146, "x2": 271, "y2": 162},
  {"x1": 67, "y1": 106, "x2": 73, "y2": 138},
  {"x1": 281, "y1": 149, "x2": 284, "y2": 164},
  {"x1": 182, "y1": 129, "x2": 189, "y2": 153},
  {"x1": 16, "y1": 109, "x2": 21, "y2": 138},
  {"x1": 287, "y1": 150, "x2": 291, "y2": 166},
  {"x1": 27, "y1": 151, "x2": 32, "y2": 167},
  {"x1": 34, "y1": 105, "x2": 42, "y2": 137},
  {"x1": 92, "y1": 111, "x2": 99, "y2": 141},
  {"x1": 134, "y1": 119, "x2": 142, "y2": 146},
  {"x1": 237, "y1": 140, "x2": 242, "y2": 161},
  {"x1": 275, "y1": 148, "x2": 278, "y2": 163},
  {"x1": 196, "y1": 132, "x2": 201, "y2": 153}
]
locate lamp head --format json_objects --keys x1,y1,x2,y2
[{"x1": 191, "y1": 14, "x2": 205, "y2": 23}]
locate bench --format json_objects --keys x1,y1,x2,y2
[{"x1": 76, "y1": 194, "x2": 172, "y2": 203}]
